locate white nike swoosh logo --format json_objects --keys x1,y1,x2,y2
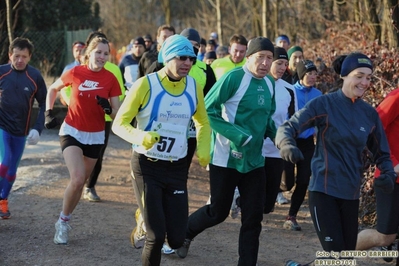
[{"x1": 78, "y1": 84, "x2": 104, "y2": 91}]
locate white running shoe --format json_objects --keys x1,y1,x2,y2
[
  {"x1": 230, "y1": 187, "x2": 241, "y2": 219},
  {"x1": 276, "y1": 192, "x2": 289, "y2": 205},
  {"x1": 54, "y1": 220, "x2": 72, "y2": 245},
  {"x1": 161, "y1": 242, "x2": 175, "y2": 254}
]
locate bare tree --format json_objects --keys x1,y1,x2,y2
[{"x1": 6, "y1": 0, "x2": 13, "y2": 43}]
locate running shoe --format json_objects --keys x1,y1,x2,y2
[
  {"x1": 54, "y1": 220, "x2": 72, "y2": 245},
  {"x1": 162, "y1": 242, "x2": 175, "y2": 254},
  {"x1": 176, "y1": 238, "x2": 192, "y2": 258},
  {"x1": 83, "y1": 187, "x2": 101, "y2": 202},
  {"x1": 283, "y1": 215, "x2": 302, "y2": 231},
  {"x1": 381, "y1": 244, "x2": 393, "y2": 262},
  {"x1": 0, "y1": 199, "x2": 10, "y2": 219},
  {"x1": 130, "y1": 208, "x2": 146, "y2": 249},
  {"x1": 276, "y1": 192, "x2": 289, "y2": 205}
]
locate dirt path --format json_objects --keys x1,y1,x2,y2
[{"x1": 1, "y1": 129, "x2": 391, "y2": 266}]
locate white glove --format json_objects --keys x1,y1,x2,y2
[{"x1": 27, "y1": 129, "x2": 40, "y2": 145}]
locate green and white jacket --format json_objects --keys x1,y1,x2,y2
[{"x1": 205, "y1": 65, "x2": 276, "y2": 173}]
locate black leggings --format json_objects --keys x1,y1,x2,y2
[
  {"x1": 131, "y1": 152, "x2": 188, "y2": 266},
  {"x1": 309, "y1": 191, "x2": 359, "y2": 251},
  {"x1": 86, "y1": 121, "x2": 111, "y2": 188},
  {"x1": 287, "y1": 137, "x2": 315, "y2": 217},
  {"x1": 264, "y1": 157, "x2": 284, "y2": 213}
]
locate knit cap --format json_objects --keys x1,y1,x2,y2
[
  {"x1": 340, "y1": 53, "x2": 373, "y2": 77},
  {"x1": 246, "y1": 37, "x2": 274, "y2": 57},
  {"x1": 287, "y1": 46, "x2": 303, "y2": 59},
  {"x1": 273, "y1": 47, "x2": 288, "y2": 61},
  {"x1": 158, "y1": 34, "x2": 196, "y2": 63},
  {"x1": 131, "y1": 37, "x2": 145, "y2": 47},
  {"x1": 296, "y1": 60, "x2": 317, "y2": 79},
  {"x1": 180, "y1": 28, "x2": 201, "y2": 44},
  {"x1": 204, "y1": 51, "x2": 217, "y2": 60}
]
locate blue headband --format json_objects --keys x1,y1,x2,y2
[
  {"x1": 158, "y1": 34, "x2": 196, "y2": 64},
  {"x1": 275, "y1": 35, "x2": 290, "y2": 45},
  {"x1": 340, "y1": 53, "x2": 373, "y2": 77}
]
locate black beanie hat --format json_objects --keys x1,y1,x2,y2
[
  {"x1": 296, "y1": 60, "x2": 317, "y2": 80},
  {"x1": 246, "y1": 37, "x2": 274, "y2": 57},
  {"x1": 273, "y1": 47, "x2": 288, "y2": 61},
  {"x1": 340, "y1": 53, "x2": 373, "y2": 77},
  {"x1": 204, "y1": 51, "x2": 217, "y2": 60},
  {"x1": 132, "y1": 37, "x2": 145, "y2": 47},
  {"x1": 180, "y1": 28, "x2": 201, "y2": 44}
]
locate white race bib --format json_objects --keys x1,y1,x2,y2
[{"x1": 145, "y1": 121, "x2": 187, "y2": 161}]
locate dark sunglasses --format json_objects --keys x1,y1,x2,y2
[{"x1": 175, "y1": 56, "x2": 196, "y2": 62}]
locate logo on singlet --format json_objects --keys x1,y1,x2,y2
[{"x1": 78, "y1": 80, "x2": 103, "y2": 91}]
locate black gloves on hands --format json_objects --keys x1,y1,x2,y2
[
  {"x1": 44, "y1": 110, "x2": 59, "y2": 129},
  {"x1": 96, "y1": 95, "x2": 112, "y2": 115},
  {"x1": 279, "y1": 139, "x2": 304, "y2": 164},
  {"x1": 374, "y1": 173, "x2": 396, "y2": 194}
]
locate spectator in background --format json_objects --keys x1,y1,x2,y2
[
  {"x1": 275, "y1": 35, "x2": 290, "y2": 51},
  {"x1": 0, "y1": 37, "x2": 47, "y2": 219},
  {"x1": 209, "y1": 32, "x2": 219, "y2": 48},
  {"x1": 211, "y1": 34, "x2": 247, "y2": 80},
  {"x1": 206, "y1": 39, "x2": 217, "y2": 53},
  {"x1": 62, "y1": 41, "x2": 85, "y2": 74},
  {"x1": 282, "y1": 46, "x2": 304, "y2": 84},
  {"x1": 215, "y1": 45, "x2": 228, "y2": 59},
  {"x1": 204, "y1": 51, "x2": 217, "y2": 65},
  {"x1": 143, "y1": 34, "x2": 154, "y2": 52},
  {"x1": 138, "y1": 24, "x2": 175, "y2": 78},
  {"x1": 119, "y1": 37, "x2": 146, "y2": 89},
  {"x1": 197, "y1": 38, "x2": 207, "y2": 62}
]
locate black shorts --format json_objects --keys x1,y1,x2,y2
[
  {"x1": 376, "y1": 183, "x2": 399, "y2": 234},
  {"x1": 60, "y1": 135, "x2": 103, "y2": 159}
]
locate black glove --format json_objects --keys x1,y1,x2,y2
[
  {"x1": 96, "y1": 95, "x2": 112, "y2": 115},
  {"x1": 279, "y1": 139, "x2": 304, "y2": 164},
  {"x1": 374, "y1": 173, "x2": 396, "y2": 194},
  {"x1": 44, "y1": 109, "x2": 59, "y2": 129}
]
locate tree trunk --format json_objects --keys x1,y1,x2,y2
[
  {"x1": 161, "y1": 0, "x2": 171, "y2": 25},
  {"x1": 365, "y1": 0, "x2": 381, "y2": 41},
  {"x1": 262, "y1": 0, "x2": 267, "y2": 37},
  {"x1": 6, "y1": 0, "x2": 13, "y2": 44},
  {"x1": 216, "y1": 0, "x2": 223, "y2": 46},
  {"x1": 390, "y1": 0, "x2": 399, "y2": 47}
]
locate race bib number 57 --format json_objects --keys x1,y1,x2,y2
[{"x1": 146, "y1": 121, "x2": 187, "y2": 161}]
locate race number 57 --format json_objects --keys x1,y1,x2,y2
[{"x1": 157, "y1": 136, "x2": 176, "y2": 153}]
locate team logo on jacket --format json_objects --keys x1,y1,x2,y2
[
  {"x1": 231, "y1": 150, "x2": 243, "y2": 159},
  {"x1": 258, "y1": 95, "x2": 265, "y2": 106},
  {"x1": 78, "y1": 80, "x2": 103, "y2": 91}
]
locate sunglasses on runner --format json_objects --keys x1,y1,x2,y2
[{"x1": 175, "y1": 56, "x2": 197, "y2": 62}]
